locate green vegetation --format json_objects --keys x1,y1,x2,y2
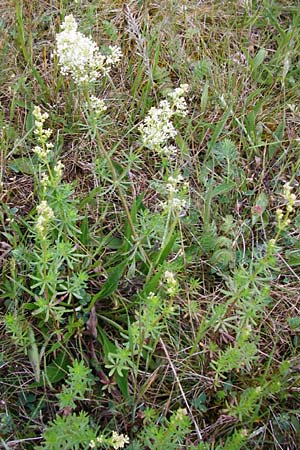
[{"x1": 1, "y1": 1, "x2": 300, "y2": 448}]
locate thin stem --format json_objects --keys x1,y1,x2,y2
[
  {"x1": 159, "y1": 337, "x2": 203, "y2": 442},
  {"x1": 155, "y1": 212, "x2": 178, "y2": 267}
]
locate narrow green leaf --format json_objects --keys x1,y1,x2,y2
[
  {"x1": 106, "y1": 236, "x2": 123, "y2": 249},
  {"x1": 30, "y1": 64, "x2": 49, "y2": 96},
  {"x1": 8, "y1": 157, "x2": 35, "y2": 175},
  {"x1": 79, "y1": 213, "x2": 90, "y2": 245},
  {"x1": 97, "y1": 328, "x2": 129, "y2": 399},
  {"x1": 89, "y1": 261, "x2": 127, "y2": 309},
  {"x1": 15, "y1": 2, "x2": 30, "y2": 63},
  {"x1": 140, "y1": 267, "x2": 165, "y2": 297},
  {"x1": 287, "y1": 253, "x2": 300, "y2": 267},
  {"x1": 25, "y1": 107, "x2": 35, "y2": 132},
  {"x1": 206, "y1": 107, "x2": 232, "y2": 159},
  {"x1": 251, "y1": 48, "x2": 267, "y2": 71},
  {"x1": 30, "y1": 352, "x2": 70, "y2": 388},
  {"x1": 28, "y1": 326, "x2": 40, "y2": 382},
  {"x1": 175, "y1": 133, "x2": 190, "y2": 157},
  {"x1": 210, "y1": 181, "x2": 236, "y2": 198},
  {"x1": 201, "y1": 81, "x2": 209, "y2": 113},
  {"x1": 153, "y1": 233, "x2": 177, "y2": 267},
  {"x1": 123, "y1": 194, "x2": 144, "y2": 252}
]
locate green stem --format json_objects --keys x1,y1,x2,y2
[{"x1": 155, "y1": 212, "x2": 178, "y2": 267}]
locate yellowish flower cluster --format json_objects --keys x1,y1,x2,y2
[
  {"x1": 36, "y1": 200, "x2": 54, "y2": 238},
  {"x1": 89, "y1": 431, "x2": 129, "y2": 449},
  {"x1": 164, "y1": 270, "x2": 179, "y2": 296},
  {"x1": 32, "y1": 105, "x2": 65, "y2": 189},
  {"x1": 283, "y1": 182, "x2": 297, "y2": 213},
  {"x1": 276, "y1": 182, "x2": 298, "y2": 230},
  {"x1": 32, "y1": 106, "x2": 53, "y2": 160},
  {"x1": 174, "y1": 407, "x2": 188, "y2": 422},
  {"x1": 110, "y1": 431, "x2": 130, "y2": 449},
  {"x1": 53, "y1": 160, "x2": 64, "y2": 180}
]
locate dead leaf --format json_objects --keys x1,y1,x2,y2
[{"x1": 86, "y1": 306, "x2": 98, "y2": 339}]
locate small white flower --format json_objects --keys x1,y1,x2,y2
[
  {"x1": 161, "y1": 197, "x2": 187, "y2": 214},
  {"x1": 37, "y1": 201, "x2": 54, "y2": 218},
  {"x1": 174, "y1": 197, "x2": 187, "y2": 210},
  {"x1": 105, "y1": 45, "x2": 122, "y2": 66},
  {"x1": 166, "y1": 174, "x2": 184, "y2": 193},
  {"x1": 160, "y1": 144, "x2": 178, "y2": 157},
  {"x1": 162, "y1": 172, "x2": 189, "y2": 215},
  {"x1": 164, "y1": 270, "x2": 176, "y2": 283}
]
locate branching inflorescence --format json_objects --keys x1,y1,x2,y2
[
  {"x1": 139, "y1": 85, "x2": 190, "y2": 215},
  {"x1": 139, "y1": 84, "x2": 189, "y2": 157}
]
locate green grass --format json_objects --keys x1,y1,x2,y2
[{"x1": 1, "y1": 0, "x2": 300, "y2": 449}]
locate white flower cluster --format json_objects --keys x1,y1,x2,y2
[
  {"x1": 39, "y1": 162, "x2": 65, "y2": 191},
  {"x1": 139, "y1": 84, "x2": 189, "y2": 156},
  {"x1": 168, "y1": 84, "x2": 189, "y2": 116},
  {"x1": 276, "y1": 182, "x2": 298, "y2": 230},
  {"x1": 110, "y1": 432, "x2": 130, "y2": 449},
  {"x1": 88, "y1": 95, "x2": 108, "y2": 115},
  {"x1": 163, "y1": 172, "x2": 188, "y2": 214},
  {"x1": 167, "y1": 196, "x2": 188, "y2": 213},
  {"x1": 166, "y1": 174, "x2": 185, "y2": 193},
  {"x1": 53, "y1": 160, "x2": 64, "y2": 180},
  {"x1": 32, "y1": 106, "x2": 53, "y2": 159},
  {"x1": 164, "y1": 270, "x2": 179, "y2": 296},
  {"x1": 89, "y1": 431, "x2": 129, "y2": 449},
  {"x1": 32, "y1": 105, "x2": 65, "y2": 188},
  {"x1": 283, "y1": 182, "x2": 297, "y2": 213},
  {"x1": 56, "y1": 14, "x2": 122, "y2": 85},
  {"x1": 36, "y1": 200, "x2": 54, "y2": 238},
  {"x1": 174, "y1": 407, "x2": 188, "y2": 422}
]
